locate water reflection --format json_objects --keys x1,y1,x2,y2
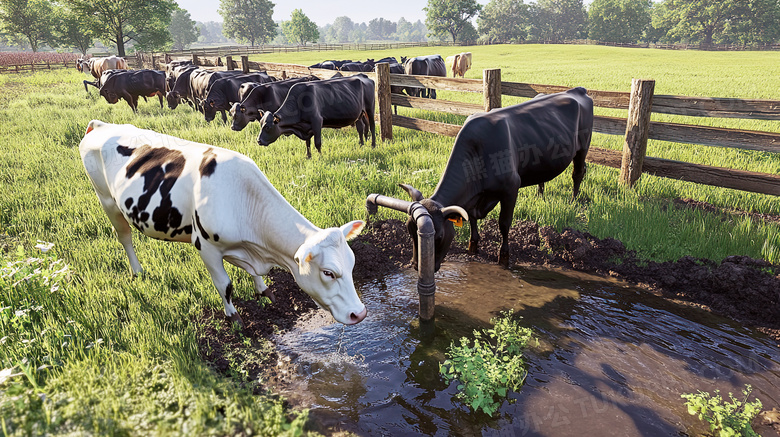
[{"x1": 273, "y1": 262, "x2": 780, "y2": 436}]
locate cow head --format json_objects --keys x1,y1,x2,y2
[
  {"x1": 76, "y1": 58, "x2": 85, "y2": 73},
  {"x1": 257, "y1": 111, "x2": 282, "y2": 146},
  {"x1": 399, "y1": 184, "x2": 468, "y2": 272},
  {"x1": 293, "y1": 220, "x2": 367, "y2": 324},
  {"x1": 202, "y1": 99, "x2": 217, "y2": 122},
  {"x1": 166, "y1": 91, "x2": 180, "y2": 109},
  {"x1": 99, "y1": 87, "x2": 119, "y2": 104},
  {"x1": 229, "y1": 102, "x2": 257, "y2": 131}
]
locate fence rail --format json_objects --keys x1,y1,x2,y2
[{"x1": 0, "y1": 60, "x2": 77, "y2": 74}]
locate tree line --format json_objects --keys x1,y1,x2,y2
[{"x1": 2, "y1": 0, "x2": 777, "y2": 55}]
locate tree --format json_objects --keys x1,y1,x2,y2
[
  {"x1": 588, "y1": 0, "x2": 650, "y2": 43},
  {"x1": 281, "y1": 9, "x2": 318, "y2": 45},
  {"x1": 168, "y1": 8, "x2": 199, "y2": 50},
  {"x1": 477, "y1": 0, "x2": 530, "y2": 43},
  {"x1": 368, "y1": 18, "x2": 396, "y2": 40},
  {"x1": 424, "y1": 0, "x2": 482, "y2": 42},
  {"x1": 219, "y1": 0, "x2": 276, "y2": 46},
  {"x1": 0, "y1": 0, "x2": 56, "y2": 52},
  {"x1": 528, "y1": 0, "x2": 588, "y2": 41},
  {"x1": 328, "y1": 16, "x2": 354, "y2": 43},
  {"x1": 660, "y1": 0, "x2": 779, "y2": 45},
  {"x1": 55, "y1": 6, "x2": 96, "y2": 54},
  {"x1": 65, "y1": 0, "x2": 177, "y2": 56}
]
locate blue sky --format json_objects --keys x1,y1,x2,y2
[{"x1": 175, "y1": 0, "x2": 469, "y2": 26}]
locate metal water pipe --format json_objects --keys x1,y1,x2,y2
[{"x1": 366, "y1": 193, "x2": 436, "y2": 321}]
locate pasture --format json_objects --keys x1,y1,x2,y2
[{"x1": 0, "y1": 44, "x2": 778, "y2": 435}]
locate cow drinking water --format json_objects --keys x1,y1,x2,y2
[{"x1": 79, "y1": 120, "x2": 368, "y2": 327}]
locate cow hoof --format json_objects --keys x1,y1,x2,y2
[
  {"x1": 498, "y1": 252, "x2": 510, "y2": 268},
  {"x1": 227, "y1": 312, "x2": 244, "y2": 330},
  {"x1": 261, "y1": 289, "x2": 277, "y2": 305},
  {"x1": 468, "y1": 241, "x2": 479, "y2": 255}
]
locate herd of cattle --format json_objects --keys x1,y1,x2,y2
[{"x1": 76, "y1": 52, "x2": 593, "y2": 328}]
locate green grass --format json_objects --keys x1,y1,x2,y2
[{"x1": 0, "y1": 44, "x2": 778, "y2": 434}]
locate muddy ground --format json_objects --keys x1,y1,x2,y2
[{"x1": 196, "y1": 200, "x2": 780, "y2": 434}]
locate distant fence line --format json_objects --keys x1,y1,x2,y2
[{"x1": 187, "y1": 56, "x2": 778, "y2": 196}]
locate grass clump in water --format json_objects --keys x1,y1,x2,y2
[
  {"x1": 440, "y1": 310, "x2": 536, "y2": 416},
  {"x1": 681, "y1": 384, "x2": 762, "y2": 437}
]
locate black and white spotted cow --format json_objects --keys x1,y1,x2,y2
[{"x1": 79, "y1": 120, "x2": 368, "y2": 327}]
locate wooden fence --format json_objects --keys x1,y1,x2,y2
[{"x1": 0, "y1": 60, "x2": 78, "y2": 74}]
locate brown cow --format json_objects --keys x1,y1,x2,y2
[
  {"x1": 451, "y1": 52, "x2": 472, "y2": 78},
  {"x1": 78, "y1": 56, "x2": 128, "y2": 92}
]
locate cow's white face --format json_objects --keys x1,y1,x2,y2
[{"x1": 293, "y1": 221, "x2": 367, "y2": 325}]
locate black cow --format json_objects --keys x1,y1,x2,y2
[
  {"x1": 230, "y1": 76, "x2": 320, "y2": 131},
  {"x1": 400, "y1": 87, "x2": 594, "y2": 270},
  {"x1": 165, "y1": 66, "x2": 205, "y2": 109},
  {"x1": 188, "y1": 69, "x2": 245, "y2": 112},
  {"x1": 404, "y1": 54, "x2": 446, "y2": 99},
  {"x1": 340, "y1": 60, "x2": 375, "y2": 72},
  {"x1": 164, "y1": 60, "x2": 194, "y2": 91},
  {"x1": 257, "y1": 74, "x2": 376, "y2": 158},
  {"x1": 311, "y1": 60, "x2": 353, "y2": 70},
  {"x1": 201, "y1": 72, "x2": 276, "y2": 122},
  {"x1": 98, "y1": 69, "x2": 166, "y2": 113}
]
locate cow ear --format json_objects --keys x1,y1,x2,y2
[
  {"x1": 398, "y1": 184, "x2": 424, "y2": 202},
  {"x1": 209, "y1": 101, "x2": 214, "y2": 107},
  {"x1": 273, "y1": 114, "x2": 280, "y2": 124},
  {"x1": 340, "y1": 220, "x2": 365, "y2": 241}
]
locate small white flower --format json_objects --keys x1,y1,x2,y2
[
  {"x1": 0, "y1": 367, "x2": 22, "y2": 385},
  {"x1": 35, "y1": 240, "x2": 55, "y2": 253}
]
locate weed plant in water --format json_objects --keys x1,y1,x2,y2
[
  {"x1": 682, "y1": 384, "x2": 762, "y2": 437},
  {"x1": 440, "y1": 310, "x2": 536, "y2": 416}
]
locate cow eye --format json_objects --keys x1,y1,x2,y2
[
  {"x1": 240, "y1": 106, "x2": 245, "y2": 113},
  {"x1": 323, "y1": 270, "x2": 335, "y2": 279}
]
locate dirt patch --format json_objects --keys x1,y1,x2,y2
[{"x1": 673, "y1": 197, "x2": 780, "y2": 225}]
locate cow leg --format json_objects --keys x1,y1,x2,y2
[
  {"x1": 221, "y1": 110, "x2": 227, "y2": 124},
  {"x1": 497, "y1": 192, "x2": 520, "y2": 268},
  {"x1": 197, "y1": 243, "x2": 243, "y2": 328},
  {"x1": 305, "y1": 138, "x2": 312, "y2": 159},
  {"x1": 252, "y1": 275, "x2": 276, "y2": 304},
  {"x1": 314, "y1": 131, "x2": 323, "y2": 155},
  {"x1": 430, "y1": 88, "x2": 437, "y2": 100},
  {"x1": 572, "y1": 149, "x2": 588, "y2": 198},
  {"x1": 100, "y1": 201, "x2": 143, "y2": 276},
  {"x1": 538, "y1": 183, "x2": 545, "y2": 197},
  {"x1": 355, "y1": 118, "x2": 365, "y2": 145},
  {"x1": 467, "y1": 214, "x2": 479, "y2": 255},
  {"x1": 366, "y1": 110, "x2": 376, "y2": 148},
  {"x1": 157, "y1": 92, "x2": 164, "y2": 109}
]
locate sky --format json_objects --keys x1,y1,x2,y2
[{"x1": 176, "y1": 0, "x2": 456, "y2": 26}]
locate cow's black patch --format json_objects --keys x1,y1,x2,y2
[
  {"x1": 170, "y1": 225, "x2": 192, "y2": 239},
  {"x1": 200, "y1": 148, "x2": 218, "y2": 177},
  {"x1": 117, "y1": 145, "x2": 134, "y2": 156},
  {"x1": 213, "y1": 233, "x2": 219, "y2": 242},
  {"x1": 194, "y1": 237, "x2": 201, "y2": 250},
  {"x1": 122, "y1": 144, "x2": 190, "y2": 238},
  {"x1": 194, "y1": 211, "x2": 211, "y2": 240},
  {"x1": 225, "y1": 282, "x2": 233, "y2": 304},
  {"x1": 124, "y1": 197, "x2": 133, "y2": 209}
]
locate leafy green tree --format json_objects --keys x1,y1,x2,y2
[
  {"x1": 393, "y1": 17, "x2": 428, "y2": 42},
  {"x1": 65, "y1": 0, "x2": 176, "y2": 56},
  {"x1": 424, "y1": 0, "x2": 482, "y2": 42},
  {"x1": 328, "y1": 16, "x2": 354, "y2": 43},
  {"x1": 0, "y1": 0, "x2": 56, "y2": 52},
  {"x1": 54, "y1": 7, "x2": 95, "y2": 54},
  {"x1": 529, "y1": 0, "x2": 588, "y2": 41},
  {"x1": 645, "y1": 1, "x2": 673, "y2": 42},
  {"x1": 281, "y1": 9, "x2": 318, "y2": 45},
  {"x1": 588, "y1": 0, "x2": 650, "y2": 43},
  {"x1": 218, "y1": 0, "x2": 276, "y2": 46},
  {"x1": 723, "y1": 0, "x2": 780, "y2": 45},
  {"x1": 659, "y1": 0, "x2": 751, "y2": 45},
  {"x1": 168, "y1": 8, "x2": 199, "y2": 50},
  {"x1": 477, "y1": 0, "x2": 530, "y2": 43},
  {"x1": 368, "y1": 18, "x2": 396, "y2": 40}
]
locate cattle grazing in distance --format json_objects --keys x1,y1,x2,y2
[
  {"x1": 165, "y1": 66, "x2": 203, "y2": 109},
  {"x1": 340, "y1": 60, "x2": 375, "y2": 72},
  {"x1": 200, "y1": 72, "x2": 277, "y2": 123},
  {"x1": 187, "y1": 69, "x2": 245, "y2": 112},
  {"x1": 78, "y1": 55, "x2": 128, "y2": 92},
  {"x1": 79, "y1": 120, "x2": 368, "y2": 327},
  {"x1": 230, "y1": 75, "x2": 320, "y2": 131},
  {"x1": 372, "y1": 57, "x2": 409, "y2": 114},
  {"x1": 257, "y1": 74, "x2": 376, "y2": 158},
  {"x1": 164, "y1": 60, "x2": 195, "y2": 92},
  {"x1": 98, "y1": 69, "x2": 166, "y2": 112},
  {"x1": 447, "y1": 52, "x2": 472, "y2": 77},
  {"x1": 403, "y1": 55, "x2": 446, "y2": 98},
  {"x1": 310, "y1": 60, "x2": 353, "y2": 70},
  {"x1": 399, "y1": 87, "x2": 594, "y2": 270}
]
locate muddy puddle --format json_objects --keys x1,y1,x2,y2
[{"x1": 272, "y1": 262, "x2": 780, "y2": 436}]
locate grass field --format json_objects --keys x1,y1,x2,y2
[{"x1": 0, "y1": 44, "x2": 778, "y2": 435}]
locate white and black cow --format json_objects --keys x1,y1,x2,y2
[
  {"x1": 79, "y1": 120, "x2": 368, "y2": 327},
  {"x1": 257, "y1": 74, "x2": 376, "y2": 158},
  {"x1": 400, "y1": 87, "x2": 594, "y2": 270}
]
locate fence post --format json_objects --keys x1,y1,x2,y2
[
  {"x1": 241, "y1": 55, "x2": 249, "y2": 73},
  {"x1": 375, "y1": 62, "x2": 393, "y2": 141},
  {"x1": 226, "y1": 55, "x2": 233, "y2": 70},
  {"x1": 483, "y1": 68, "x2": 502, "y2": 111},
  {"x1": 619, "y1": 78, "x2": 655, "y2": 186}
]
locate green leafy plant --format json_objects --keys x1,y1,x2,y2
[
  {"x1": 440, "y1": 310, "x2": 536, "y2": 416},
  {"x1": 682, "y1": 384, "x2": 762, "y2": 437}
]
